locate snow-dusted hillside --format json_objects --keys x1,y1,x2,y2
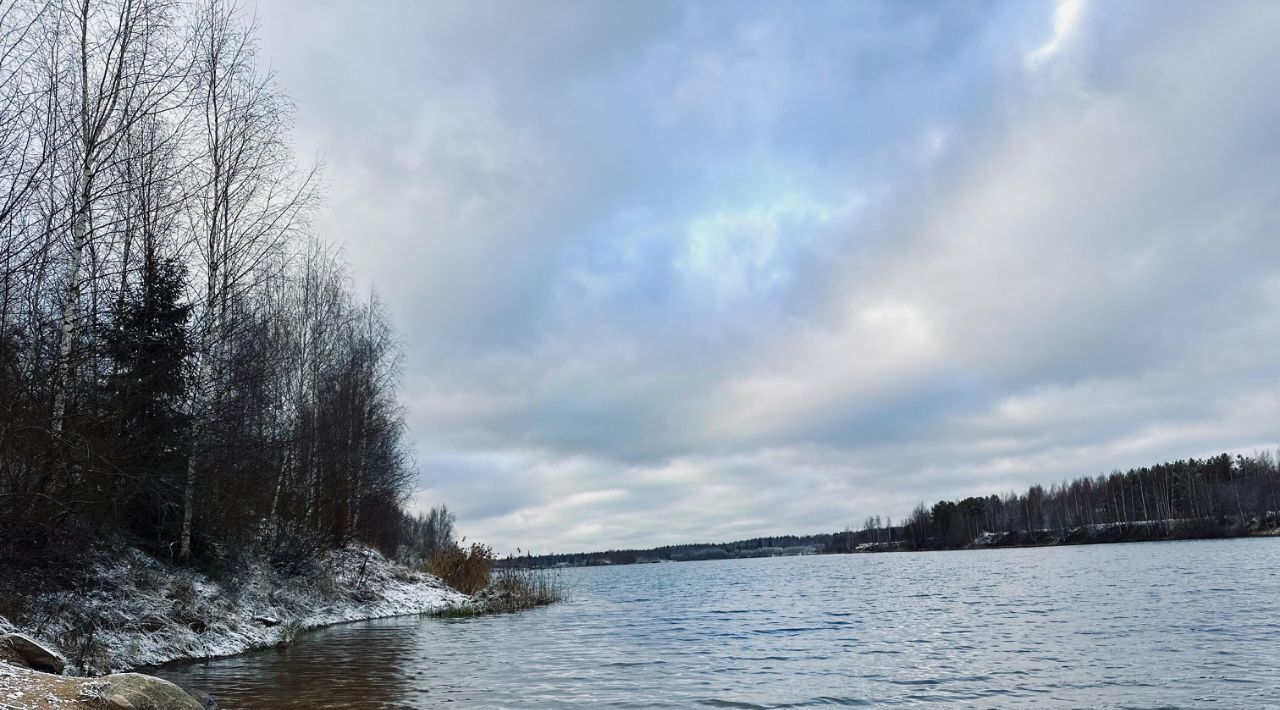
[{"x1": 4, "y1": 545, "x2": 468, "y2": 675}]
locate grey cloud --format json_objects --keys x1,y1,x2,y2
[{"x1": 253, "y1": 0, "x2": 1280, "y2": 552}]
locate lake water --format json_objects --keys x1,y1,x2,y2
[{"x1": 156, "y1": 538, "x2": 1280, "y2": 708}]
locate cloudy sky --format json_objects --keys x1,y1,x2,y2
[{"x1": 252, "y1": 0, "x2": 1280, "y2": 553}]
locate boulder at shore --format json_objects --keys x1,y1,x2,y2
[
  {"x1": 1, "y1": 656, "x2": 206, "y2": 709},
  {"x1": 0, "y1": 633, "x2": 66, "y2": 674},
  {"x1": 83, "y1": 673, "x2": 204, "y2": 710}
]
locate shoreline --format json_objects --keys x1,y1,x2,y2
[
  {"x1": 518, "y1": 519, "x2": 1280, "y2": 569},
  {"x1": 851, "y1": 520, "x2": 1280, "y2": 555},
  {"x1": 3, "y1": 533, "x2": 1274, "y2": 706},
  {"x1": 0, "y1": 544, "x2": 469, "y2": 678}
]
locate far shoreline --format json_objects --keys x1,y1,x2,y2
[{"x1": 515, "y1": 519, "x2": 1280, "y2": 571}]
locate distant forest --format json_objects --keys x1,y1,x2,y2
[{"x1": 508, "y1": 451, "x2": 1280, "y2": 568}]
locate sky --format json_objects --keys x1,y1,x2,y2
[{"x1": 252, "y1": 0, "x2": 1280, "y2": 554}]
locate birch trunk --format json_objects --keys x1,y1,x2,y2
[{"x1": 49, "y1": 178, "x2": 90, "y2": 433}]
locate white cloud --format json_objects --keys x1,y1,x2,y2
[{"x1": 1026, "y1": 0, "x2": 1088, "y2": 69}]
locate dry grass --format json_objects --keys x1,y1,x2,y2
[
  {"x1": 433, "y1": 566, "x2": 567, "y2": 617},
  {"x1": 479, "y1": 567, "x2": 566, "y2": 613},
  {"x1": 422, "y1": 543, "x2": 495, "y2": 596}
]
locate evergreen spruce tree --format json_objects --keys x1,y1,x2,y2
[{"x1": 100, "y1": 253, "x2": 193, "y2": 549}]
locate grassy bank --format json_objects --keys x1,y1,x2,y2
[{"x1": 0, "y1": 542, "x2": 466, "y2": 676}]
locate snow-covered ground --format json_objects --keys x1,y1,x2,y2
[
  {"x1": 4, "y1": 545, "x2": 468, "y2": 676},
  {"x1": 0, "y1": 661, "x2": 82, "y2": 708},
  {"x1": 971, "y1": 514, "x2": 1280, "y2": 548}
]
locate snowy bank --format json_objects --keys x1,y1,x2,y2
[
  {"x1": 2, "y1": 544, "x2": 468, "y2": 676},
  {"x1": 971, "y1": 514, "x2": 1280, "y2": 549}
]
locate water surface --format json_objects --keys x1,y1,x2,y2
[{"x1": 157, "y1": 538, "x2": 1280, "y2": 708}]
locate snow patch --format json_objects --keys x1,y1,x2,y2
[{"x1": 5, "y1": 545, "x2": 467, "y2": 675}]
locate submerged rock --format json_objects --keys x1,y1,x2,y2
[
  {"x1": 0, "y1": 632, "x2": 65, "y2": 674},
  {"x1": 84, "y1": 672, "x2": 204, "y2": 710}
]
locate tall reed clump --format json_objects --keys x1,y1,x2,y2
[
  {"x1": 425, "y1": 547, "x2": 567, "y2": 616},
  {"x1": 423, "y1": 543, "x2": 495, "y2": 595},
  {"x1": 477, "y1": 565, "x2": 567, "y2": 613}
]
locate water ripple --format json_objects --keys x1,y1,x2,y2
[{"x1": 155, "y1": 538, "x2": 1280, "y2": 708}]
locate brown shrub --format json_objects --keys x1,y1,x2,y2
[{"x1": 423, "y1": 543, "x2": 494, "y2": 595}]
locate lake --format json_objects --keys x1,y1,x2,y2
[{"x1": 155, "y1": 538, "x2": 1280, "y2": 708}]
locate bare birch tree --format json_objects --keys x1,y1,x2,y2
[{"x1": 179, "y1": 0, "x2": 317, "y2": 558}]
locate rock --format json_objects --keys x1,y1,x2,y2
[
  {"x1": 189, "y1": 688, "x2": 220, "y2": 709},
  {"x1": 84, "y1": 673, "x2": 204, "y2": 710},
  {"x1": 0, "y1": 633, "x2": 65, "y2": 674}
]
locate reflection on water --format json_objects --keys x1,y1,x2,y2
[{"x1": 155, "y1": 538, "x2": 1280, "y2": 708}]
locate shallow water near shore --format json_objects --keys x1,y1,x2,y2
[{"x1": 155, "y1": 538, "x2": 1280, "y2": 708}]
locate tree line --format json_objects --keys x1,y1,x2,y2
[
  {"x1": 0, "y1": 0, "x2": 424, "y2": 569},
  {"x1": 505, "y1": 534, "x2": 837, "y2": 568},
  {"x1": 512, "y1": 451, "x2": 1280, "y2": 567},
  {"x1": 882, "y1": 451, "x2": 1280, "y2": 551}
]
